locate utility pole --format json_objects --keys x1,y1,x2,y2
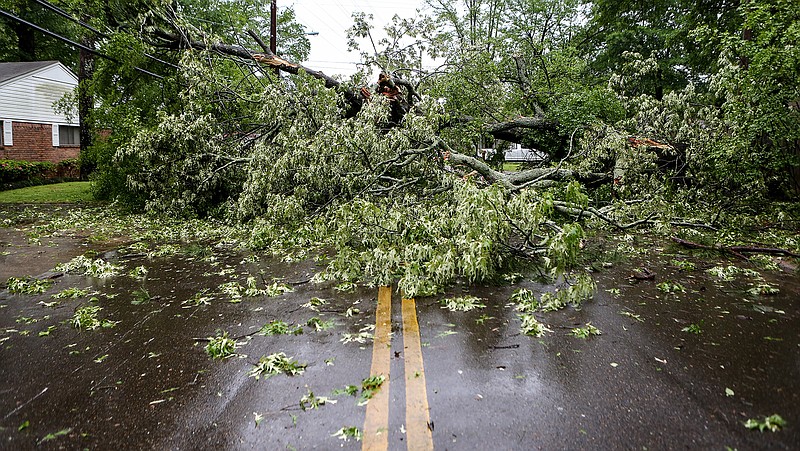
[
  {"x1": 270, "y1": 0, "x2": 278, "y2": 75},
  {"x1": 270, "y1": 0, "x2": 277, "y2": 55}
]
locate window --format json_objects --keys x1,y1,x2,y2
[{"x1": 59, "y1": 125, "x2": 80, "y2": 146}]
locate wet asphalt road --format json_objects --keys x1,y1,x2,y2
[{"x1": 1, "y1": 226, "x2": 799, "y2": 450}]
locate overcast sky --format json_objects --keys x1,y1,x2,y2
[{"x1": 288, "y1": 0, "x2": 426, "y2": 77}]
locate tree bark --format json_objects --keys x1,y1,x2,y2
[
  {"x1": 484, "y1": 116, "x2": 557, "y2": 143},
  {"x1": 436, "y1": 139, "x2": 608, "y2": 192}
]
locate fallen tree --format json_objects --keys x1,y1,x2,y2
[
  {"x1": 107, "y1": 51, "x2": 620, "y2": 296},
  {"x1": 81, "y1": 2, "x2": 800, "y2": 298},
  {"x1": 135, "y1": 12, "x2": 566, "y2": 158}
]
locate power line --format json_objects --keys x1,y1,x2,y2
[
  {"x1": 0, "y1": 8, "x2": 164, "y2": 79},
  {"x1": 305, "y1": 59, "x2": 360, "y2": 65},
  {"x1": 33, "y1": 0, "x2": 105, "y2": 37},
  {"x1": 32, "y1": 0, "x2": 179, "y2": 69}
]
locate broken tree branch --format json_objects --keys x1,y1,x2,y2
[
  {"x1": 553, "y1": 202, "x2": 657, "y2": 230},
  {"x1": 435, "y1": 139, "x2": 608, "y2": 192},
  {"x1": 151, "y1": 29, "x2": 364, "y2": 110}
]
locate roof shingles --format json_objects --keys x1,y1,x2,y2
[{"x1": 0, "y1": 61, "x2": 59, "y2": 84}]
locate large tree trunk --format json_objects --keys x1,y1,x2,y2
[
  {"x1": 11, "y1": 22, "x2": 36, "y2": 61},
  {"x1": 9, "y1": 0, "x2": 37, "y2": 61},
  {"x1": 484, "y1": 116, "x2": 557, "y2": 143}
]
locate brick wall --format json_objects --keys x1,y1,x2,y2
[{"x1": 0, "y1": 121, "x2": 79, "y2": 163}]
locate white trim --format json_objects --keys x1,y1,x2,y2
[
  {"x1": 0, "y1": 117, "x2": 76, "y2": 127},
  {"x1": 2, "y1": 120, "x2": 12, "y2": 146},
  {"x1": 52, "y1": 123, "x2": 60, "y2": 147},
  {"x1": 0, "y1": 118, "x2": 76, "y2": 126}
]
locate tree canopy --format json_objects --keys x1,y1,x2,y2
[{"x1": 1, "y1": 0, "x2": 798, "y2": 295}]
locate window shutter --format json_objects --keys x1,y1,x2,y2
[
  {"x1": 52, "y1": 124, "x2": 60, "y2": 147},
  {"x1": 2, "y1": 120, "x2": 12, "y2": 146}
]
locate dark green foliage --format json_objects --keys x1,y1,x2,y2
[
  {"x1": 0, "y1": 0, "x2": 80, "y2": 68},
  {"x1": 0, "y1": 159, "x2": 79, "y2": 189},
  {"x1": 717, "y1": 0, "x2": 800, "y2": 198},
  {"x1": 582, "y1": 0, "x2": 743, "y2": 97}
]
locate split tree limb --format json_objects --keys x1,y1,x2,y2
[{"x1": 152, "y1": 29, "x2": 364, "y2": 110}]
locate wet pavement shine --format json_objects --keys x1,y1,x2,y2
[{"x1": 1, "y1": 222, "x2": 799, "y2": 450}]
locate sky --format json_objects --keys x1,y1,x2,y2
[{"x1": 287, "y1": 0, "x2": 427, "y2": 77}]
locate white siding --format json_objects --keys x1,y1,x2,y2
[
  {"x1": 0, "y1": 63, "x2": 78, "y2": 126},
  {"x1": 504, "y1": 144, "x2": 546, "y2": 162},
  {"x1": 34, "y1": 65, "x2": 76, "y2": 85}
]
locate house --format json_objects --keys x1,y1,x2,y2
[
  {"x1": 480, "y1": 139, "x2": 546, "y2": 163},
  {"x1": 503, "y1": 143, "x2": 546, "y2": 163},
  {"x1": 0, "y1": 61, "x2": 80, "y2": 163}
]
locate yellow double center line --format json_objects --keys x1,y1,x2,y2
[
  {"x1": 363, "y1": 286, "x2": 393, "y2": 449},
  {"x1": 363, "y1": 287, "x2": 434, "y2": 451},
  {"x1": 401, "y1": 296, "x2": 434, "y2": 450}
]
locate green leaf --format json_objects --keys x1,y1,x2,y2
[
  {"x1": 745, "y1": 414, "x2": 786, "y2": 432},
  {"x1": 332, "y1": 426, "x2": 362, "y2": 441},
  {"x1": 38, "y1": 427, "x2": 72, "y2": 444}
]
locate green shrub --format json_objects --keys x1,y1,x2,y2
[
  {"x1": 0, "y1": 160, "x2": 54, "y2": 183},
  {"x1": 0, "y1": 159, "x2": 80, "y2": 190}
]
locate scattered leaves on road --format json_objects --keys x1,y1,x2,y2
[
  {"x1": 300, "y1": 390, "x2": 337, "y2": 410},
  {"x1": 519, "y1": 314, "x2": 551, "y2": 337},
  {"x1": 571, "y1": 322, "x2": 602, "y2": 339},
  {"x1": 258, "y1": 320, "x2": 302, "y2": 336},
  {"x1": 439, "y1": 295, "x2": 486, "y2": 312},
  {"x1": 358, "y1": 375, "x2": 386, "y2": 406},
  {"x1": 72, "y1": 306, "x2": 118, "y2": 330},
  {"x1": 37, "y1": 427, "x2": 72, "y2": 444},
  {"x1": 341, "y1": 325, "x2": 375, "y2": 344},
  {"x1": 204, "y1": 331, "x2": 237, "y2": 359},
  {"x1": 248, "y1": 353, "x2": 306, "y2": 380},
  {"x1": 332, "y1": 426, "x2": 362, "y2": 441},
  {"x1": 7, "y1": 276, "x2": 52, "y2": 294},
  {"x1": 745, "y1": 414, "x2": 786, "y2": 432}
]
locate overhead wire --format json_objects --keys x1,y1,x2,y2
[
  {"x1": 33, "y1": 0, "x2": 105, "y2": 37},
  {"x1": 32, "y1": 0, "x2": 179, "y2": 69},
  {"x1": 10, "y1": 0, "x2": 411, "y2": 79},
  {"x1": 0, "y1": 8, "x2": 164, "y2": 79},
  {"x1": 292, "y1": 0, "x2": 362, "y2": 73}
]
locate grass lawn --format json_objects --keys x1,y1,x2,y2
[
  {"x1": 502, "y1": 162, "x2": 522, "y2": 172},
  {"x1": 0, "y1": 182, "x2": 95, "y2": 203}
]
